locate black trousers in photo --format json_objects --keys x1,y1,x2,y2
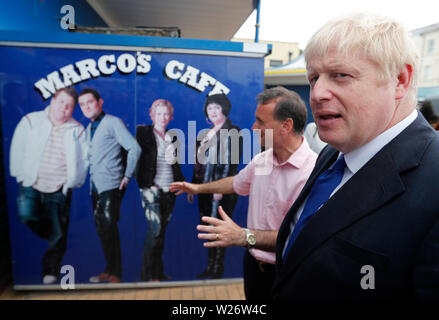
[{"x1": 91, "y1": 188, "x2": 125, "y2": 279}]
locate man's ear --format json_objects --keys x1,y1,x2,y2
[
  {"x1": 283, "y1": 118, "x2": 294, "y2": 134},
  {"x1": 99, "y1": 98, "x2": 104, "y2": 107},
  {"x1": 395, "y1": 64, "x2": 413, "y2": 100}
]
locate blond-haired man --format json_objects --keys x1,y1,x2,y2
[{"x1": 274, "y1": 13, "x2": 439, "y2": 299}]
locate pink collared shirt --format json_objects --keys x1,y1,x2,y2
[{"x1": 233, "y1": 138, "x2": 317, "y2": 264}]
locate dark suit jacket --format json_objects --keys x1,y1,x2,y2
[{"x1": 274, "y1": 112, "x2": 439, "y2": 300}]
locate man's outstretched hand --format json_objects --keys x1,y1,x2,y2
[
  {"x1": 170, "y1": 181, "x2": 199, "y2": 195},
  {"x1": 197, "y1": 206, "x2": 246, "y2": 248}
]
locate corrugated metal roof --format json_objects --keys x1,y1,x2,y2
[{"x1": 86, "y1": 0, "x2": 255, "y2": 40}]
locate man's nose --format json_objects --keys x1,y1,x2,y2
[{"x1": 311, "y1": 76, "x2": 332, "y2": 102}]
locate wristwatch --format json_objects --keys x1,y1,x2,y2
[{"x1": 244, "y1": 228, "x2": 256, "y2": 248}]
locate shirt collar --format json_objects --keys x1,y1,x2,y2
[
  {"x1": 274, "y1": 137, "x2": 314, "y2": 168},
  {"x1": 92, "y1": 111, "x2": 106, "y2": 124},
  {"x1": 344, "y1": 109, "x2": 418, "y2": 175}
]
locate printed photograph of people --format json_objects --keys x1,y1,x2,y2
[
  {"x1": 135, "y1": 99, "x2": 185, "y2": 282},
  {"x1": 190, "y1": 94, "x2": 242, "y2": 279},
  {"x1": 9, "y1": 87, "x2": 88, "y2": 285},
  {"x1": 78, "y1": 88, "x2": 141, "y2": 284}
]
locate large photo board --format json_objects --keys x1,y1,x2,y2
[{"x1": 0, "y1": 42, "x2": 264, "y2": 288}]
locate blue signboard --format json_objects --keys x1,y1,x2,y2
[{"x1": 0, "y1": 36, "x2": 265, "y2": 288}]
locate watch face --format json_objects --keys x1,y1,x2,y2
[{"x1": 248, "y1": 234, "x2": 256, "y2": 246}]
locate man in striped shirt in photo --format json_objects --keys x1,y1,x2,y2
[{"x1": 10, "y1": 87, "x2": 88, "y2": 285}]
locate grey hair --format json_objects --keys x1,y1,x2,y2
[{"x1": 257, "y1": 86, "x2": 308, "y2": 134}]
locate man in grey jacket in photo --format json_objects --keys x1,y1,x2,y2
[{"x1": 78, "y1": 88, "x2": 141, "y2": 283}]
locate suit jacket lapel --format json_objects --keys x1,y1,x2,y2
[
  {"x1": 274, "y1": 113, "x2": 434, "y2": 289},
  {"x1": 276, "y1": 147, "x2": 338, "y2": 260}
]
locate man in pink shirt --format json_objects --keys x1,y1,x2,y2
[{"x1": 170, "y1": 87, "x2": 317, "y2": 299}]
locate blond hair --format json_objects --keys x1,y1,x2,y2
[
  {"x1": 149, "y1": 99, "x2": 174, "y2": 120},
  {"x1": 304, "y1": 13, "x2": 419, "y2": 105}
]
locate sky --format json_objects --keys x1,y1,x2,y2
[{"x1": 233, "y1": 0, "x2": 439, "y2": 49}]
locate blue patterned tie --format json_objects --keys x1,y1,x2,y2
[{"x1": 283, "y1": 155, "x2": 346, "y2": 262}]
